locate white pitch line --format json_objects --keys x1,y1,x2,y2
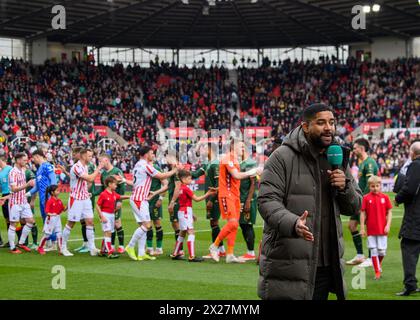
[
  {"x1": 67, "y1": 225, "x2": 265, "y2": 242},
  {"x1": 66, "y1": 215, "x2": 405, "y2": 243}
]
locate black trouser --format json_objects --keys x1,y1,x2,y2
[
  {"x1": 312, "y1": 266, "x2": 337, "y2": 300},
  {"x1": 1, "y1": 194, "x2": 10, "y2": 241},
  {"x1": 401, "y1": 237, "x2": 420, "y2": 291},
  {"x1": 2, "y1": 193, "x2": 9, "y2": 221}
]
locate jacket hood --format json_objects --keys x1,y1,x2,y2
[
  {"x1": 282, "y1": 125, "x2": 343, "y2": 156},
  {"x1": 282, "y1": 126, "x2": 310, "y2": 155}
]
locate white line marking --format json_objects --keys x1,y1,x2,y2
[
  {"x1": 67, "y1": 225, "x2": 265, "y2": 242},
  {"x1": 66, "y1": 215, "x2": 405, "y2": 242}
]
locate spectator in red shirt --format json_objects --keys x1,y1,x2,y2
[{"x1": 360, "y1": 175, "x2": 393, "y2": 280}]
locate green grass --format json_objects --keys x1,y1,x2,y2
[{"x1": 0, "y1": 192, "x2": 418, "y2": 300}]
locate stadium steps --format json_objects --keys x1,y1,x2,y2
[
  {"x1": 348, "y1": 122, "x2": 384, "y2": 142},
  {"x1": 228, "y1": 69, "x2": 240, "y2": 118},
  {"x1": 106, "y1": 127, "x2": 128, "y2": 147},
  {"x1": 228, "y1": 69, "x2": 239, "y2": 87}
]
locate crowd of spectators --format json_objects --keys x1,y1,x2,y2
[
  {"x1": 370, "y1": 131, "x2": 420, "y2": 177},
  {"x1": 0, "y1": 55, "x2": 419, "y2": 176}
]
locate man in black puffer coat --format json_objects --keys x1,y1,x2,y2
[{"x1": 257, "y1": 104, "x2": 362, "y2": 300}]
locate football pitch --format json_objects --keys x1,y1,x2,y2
[{"x1": 0, "y1": 192, "x2": 418, "y2": 300}]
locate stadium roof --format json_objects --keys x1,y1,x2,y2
[{"x1": 1, "y1": 0, "x2": 420, "y2": 49}]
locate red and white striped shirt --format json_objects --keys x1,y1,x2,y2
[
  {"x1": 131, "y1": 160, "x2": 158, "y2": 202},
  {"x1": 70, "y1": 161, "x2": 90, "y2": 200},
  {"x1": 8, "y1": 167, "x2": 28, "y2": 205}
]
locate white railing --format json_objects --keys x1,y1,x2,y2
[
  {"x1": 10, "y1": 136, "x2": 33, "y2": 147},
  {"x1": 98, "y1": 138, "x2": 118, "y2": 151}
]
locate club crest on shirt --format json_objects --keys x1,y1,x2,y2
[
  {"x1": 381, "y1": 198, "x2": 385, "y2": 204},
  {"x1": 228, "y1": 161, "x2": 234, "y2": 168}
]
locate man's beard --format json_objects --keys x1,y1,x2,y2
[{"x1": 309, "y1": 132, "x2": 334, "y2": 149}]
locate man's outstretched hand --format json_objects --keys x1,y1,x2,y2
[{"x1": 295, "y1": 210, "x2": 314, "y2": 242}]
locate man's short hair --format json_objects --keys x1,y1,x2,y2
[
  {"x1": 31, "y1": 149, "x2": 45, "y2": 158},
  {"x1": 139, "y1": 146, "x2": 153, "y2": 157},
  {"x1": 368, "y1": 175, "x2": 381, "y2": 185},
  {"x1": 14, "y1": 152, "x2": 27, "y2": 160},
  {"x1": 99, "y1": 153, "x2": 111, "y2": 160},
  {"x1": 79, "y1": 148, "x2": 92, "y2": 156},
  {"x1": 354, "y1": 138, "x2": 370, "y2": 152},
  {"x1": 72, "y1": 146, "x2": 83, "y2": 154},
  {"x1": 0, "y1": 154, "x2": 7, "y2": 162},
  {"x1": 302, "y1": 103, "x2": 334, "y2": 122}
]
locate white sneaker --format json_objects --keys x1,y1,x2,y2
[
  {"x1": 49, "y1": 242, "x2": 58, "y2": 251},
  {"x1": 346, "y1": 255, "x2": 365, "y2": 265},
  {"x1": 146, "y1": 247, "x2": 154, "y2": 256},
  {"x1": 154, "y1": 248, "x2": 163, "y2": 256},
  {"x1": 359, "y1": 258, "x2": 373, "y2": 268},
  {"x1": 44, "y1": 241, "x2": 53, "y2": 252},
  {"x1": 226, "y1": 255, "x2": 246, "y2": 264},
  {"x1": 90, "y1": 248, "x2": 100, "y2": 256},
  {"x1": 209, "y1": 244, "x2": 220, "y2": 262},
  {"x1": 61, "y1": 248, "x2": 74, "y2": 257}
]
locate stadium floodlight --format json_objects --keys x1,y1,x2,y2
[
  {"x1": 363, "y1": 5, "x2": 371, "y2": 13},
  {"x1": 181, "y1": 0, "x2": 189, "y2": 4},
  {"x1": 250, "y1": 0, "x2": 258, "y2": 3},
  {"x1": 208, "y1": 0, "x2": 216, "y2": 6},
  {"x1": 372, "y1": 4, "x2": 381, "y2": 12}
]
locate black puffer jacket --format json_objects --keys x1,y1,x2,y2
[
  {"x1": 257, "y1": 126, "x2": 363, "y2": 300},
  {"x1": 396, "y1": 158, "x2": 420, "y2": 241}
]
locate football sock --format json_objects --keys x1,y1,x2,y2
[
  {"x1": 8, "y1": 226, "x2": 16, "y2": 250},
  {"x1": 104, "y1": 236, "x2": 112, "y2": 253},
  {"x1": 146, "y1": 229, "x2": 153, "y2": 248},
  {"x1": 81, "y1": 222, "x2": 88, "y2": 243},
  {"x1": 128, "y1": 226, "x2": 147, "y2": 248},
  {"x1": 351, "y1": 231, "x2": 363, "y2": 255},
  {"x1": 18, "y1": 223, "x2": 33, "y2": 245},
  {"x1": 173, "y1": 236, "x2": 184, "y2": 256},
  {"x1": 111, "y1": 231, "x2": 116, "y2": 246},
  {"x1": 156, "y1": 226, "x2": 163, "y2": 249},
  {"x1": 62, "y1": 225, "x2": 72, "y2": 250},
  {"x1": 240, "y1": 223, "x2": 255, "y2": 251},
  {"x1": 187, "y1": 234, "x2": 195, "y2": 258},
  {"x1": 31, "y1": 223, "x2": 38, "y2": 244},
  {"x1": 137, "y1": 228, "x2": 147, "y2": 257},
  {"x1": 211, "y1": 224, "x2": 224, "y2": 248},
  {"x1": 116, "y1": 227, "x2": 124, "y2": 246}
]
